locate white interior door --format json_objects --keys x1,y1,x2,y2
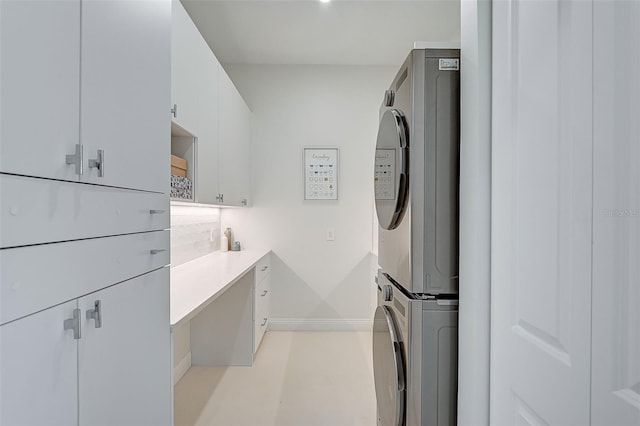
[
  {"x1": 491, "y1": 1, "x2": 593, "y2": 424},
  {"x1": 591, "y1": 2, "x2": 640, "y2": 425},
  {"x1": 78, "y1": 268, "x2": 171, "y2": 426}
]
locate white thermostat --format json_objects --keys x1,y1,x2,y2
[{"x1": 304, "y1": 148, "x2": 338, "y2": 200}]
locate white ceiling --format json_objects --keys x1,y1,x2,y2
[{"x1": 181, "y1": 0, "x2": 461, "y2": 66}]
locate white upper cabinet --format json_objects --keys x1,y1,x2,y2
[
  {"x1": 1, "y1": 0, "x2": 171, "y2": 195},
  {"x1": 0, "y1": 0, "x2": 81, "y2": 182},
  {"x1": 81, "y1": 0, "x2": 171, "y2": 194},
  {"x1": 218, "y1": 67, "x2": 252, "y2": 207},
  {"x1": 171, "y1": 0, "x2": 202, "y2": 135},
  {"x1": 170, "y1": 1, "x2": 251, "y2": 207},
  {"x1": 195, "y1": 45, "x2": 221, "y2": 205}
]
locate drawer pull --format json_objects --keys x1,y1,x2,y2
[
  {"x1": 260, "y1": 318, "x2": 267, "y2": 327},
  {"x1": 260, "y1": 266, "x2": 268, "y2": 272},
  {"x1": 150, "y1": 249, "x2": 166, "y2": 255},
  {"x1": 149, "y1": 209, "x2": 166, "y2": 215},
  {"x1": 261, "y1": 290, "x2": 268, "y2": 297}
]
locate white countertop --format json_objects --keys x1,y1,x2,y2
[{"x1": 170, "y1": 249, "x2": 270, "y2": 327}]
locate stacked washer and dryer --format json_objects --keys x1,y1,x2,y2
[{"x1": 373, "y1": 48, "x2": 460, "y2": 426}]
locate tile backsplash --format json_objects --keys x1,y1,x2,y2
[{"x1": 171, "y1": 205, "x2": 221, "y2": 267}]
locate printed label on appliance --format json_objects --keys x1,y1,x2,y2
[
  {"x1": 374, "y1": 149, "x2": 396, "y2": 200},
  {"x1": 439, "y1": 58, "x2": 459, "y2": 71}
]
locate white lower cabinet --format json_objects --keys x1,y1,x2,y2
[
  {"x1": 254, "y1": 254, "x2": 271, "y2": 353},
  {"x1": 0, "y1": 268, "x2": 171, "y2": 426},
  {"x1": 79, "y1": 267, "x2": 171, "y2": 425},
  {"x1": 0, "y1": 300, "x2": 79, "y2": 426}
]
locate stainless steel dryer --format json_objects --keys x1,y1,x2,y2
[
  {"x1": 373, "y1": 273, "x2": 458, "y2": 426},
  {"x1": 375, "y1": 48, "x2": 460, "y2": 296}
]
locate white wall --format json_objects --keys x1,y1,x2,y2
[{"x1": 222, "y1": 64, "x2": 396, "y2": 329}]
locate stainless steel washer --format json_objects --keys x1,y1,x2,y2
[{"x1": 373, "y1": 272, "x2": 458, "y2": 426}]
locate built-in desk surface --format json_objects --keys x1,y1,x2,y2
[{"x1": 170, "y1": 249, "x2": 271, "y2": 328}]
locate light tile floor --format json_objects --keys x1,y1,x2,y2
[{"x1": 174, "y1": 331, "x2": 376, "y2": 426}]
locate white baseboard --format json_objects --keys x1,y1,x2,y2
[
  {"x1": 268, "y1": 318, "x2": 373, "y2": 332},
  {"x1": 173, "y1": 351, "x2": 191, "y2": 385}
]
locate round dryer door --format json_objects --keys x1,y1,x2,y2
[
  {"x1": 373, "y1": 305, "x2": 406, "y2": 426},
  {"x1": 374, "y1": 109, "x2": 410, "y2": 230}
]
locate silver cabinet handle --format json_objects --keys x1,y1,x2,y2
[
  {"x1": 65, "y1": 144, "x2": 84, "y2": 176},
  {"x1": 150, "y1": 249, "x2": 166, "y2": 255},
  {"x1": 171, "y1": 104, "x2": 177, "y2": 118},
  {"x1": 260, "y1": 266, "x2": 268, "y2": 272},
  {"x1": 86, "y1": 300, "x2": 102, "y2": 328},
  {"x1": 261, "y1": 290, "x2": 268, "y2": 297},
  {"x1": 63, "y1": 308, "x2": 82, "y2": 339},
  {"x1": 88, "y1": 149, "x2": 104, "y2": 177},
  {"x1": 260, "y1": 318, "x2": 267, "y2": 327},
  {"x1": 149, "y1": 209, "x2": 166, "y2": 215}
]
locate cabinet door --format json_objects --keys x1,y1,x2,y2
[
  {"x1": 0, "y1": 0, "x2": 81, "y2": 182},
  {"x1": 195, "y1": 40, "x2": 220, "y2": 204},
  {"x1": 218, "y1": 68, "x2": 252, "y2": 207},
  {"x1": 78, "y1": 267, "x2": 171, "y2": 426},
  {"x1": 171, "y1": 0, "x2": 201, "y2": 135},
  {"x1": 81, "y1": 0, "x2": 171, "y2": 194},
  {"x1": 0, "y1": 301, "x2": 78, "y2": 426}
]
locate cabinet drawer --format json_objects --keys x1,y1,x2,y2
[
  {"x1": 254, "y1": 299, "x2": 268, "y2": 353},
  {"x1": 0, "y1": 173, "x2": 169, "y2": 248},
  {"x1": 1, "y1": 230, "x2": 169, "y2": 325},
  {"x1": 255, "y1": 275, "x2": 270, "y2": 314},
  {"x1": 254, "y1": 272, "x2": 270, "y2": 354},
  {"x1": 255, "y1": 253, "x2": 271, "y2": 283}
]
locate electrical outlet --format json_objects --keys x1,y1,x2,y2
[
  {"x1": 326, "y1": 228, "x2": 335, "y2": 241},
  {"x1": 209, "y1": 229, "x2": 215, "y2": 242}
]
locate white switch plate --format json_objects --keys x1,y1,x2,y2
[{"x1": 326, "y1": 228, "x2": 335, "y2": 241}]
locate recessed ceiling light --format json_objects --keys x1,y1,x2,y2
[{"x1": 319, "y1": 0, "x2": 331, "y2": 3}]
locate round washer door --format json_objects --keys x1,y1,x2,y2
[
  {"x1": 374, "y1": 109, "x2": 410, "y2": 230},
  {"x1": 373, "y1": 305, "x2": 406, "y2": 426}
]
